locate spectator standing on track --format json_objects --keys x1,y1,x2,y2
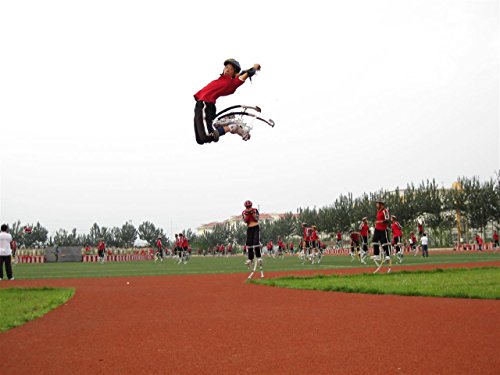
[
  {"x1": 421, "y1": 233, "x2": 429, "y2": 257},
  {"x1": 0, "y1": 224, "x2": 15, "y2": 280}
]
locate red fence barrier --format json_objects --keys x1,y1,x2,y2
[
  {"x1": 16, "y1": 255, "x2": 45, "y2": 264},
  {"x1": 453, "y1": 242, "x2": 496, "y2": 251},
  {"x1": 83, "y1": 254, "x2": 155, "y2": 262}
]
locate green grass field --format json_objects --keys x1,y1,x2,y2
[
  {"x1": 0, "y1": 287, "x2": 75, "y2": 332},
  {"x1": 253, "y1": 267, "x2": 500, "y2": 299},
  {"x1": 10, "y1": 251, "x2": 500, "y2": 279}
]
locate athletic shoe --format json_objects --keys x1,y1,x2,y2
[
  {"x1": 234, "y1": 125, "x2": 251, "y2": 141},
  {"x1": 211, "y1": 130, "x2": 219, "y2": 143},
  {"x1": 385, "y1": 256, "x2": 391, "y2": 261},
  {"x1": 370, "y1": 255, "x2": 381, "y2": 261},
  {"x1": 9, "y1": 277, "x2": 14, "y2": 280}
]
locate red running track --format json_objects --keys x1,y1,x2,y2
[{"x1": 1, "y1": 262, "x2": 499, "y2": 375}]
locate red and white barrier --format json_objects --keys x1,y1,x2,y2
[
  {"x1": 16, "y1": 255, "x2": 45, "y2": 264},
  {"x1": 82, "y1": 254, "x2": 155, "y2": 262},
  {"x1": 454, "y1": 242, "x2": 496, "y2": 251}
]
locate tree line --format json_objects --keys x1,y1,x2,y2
[{"x1": 8, "y1": 174, "x2": 499, "y2": 249}]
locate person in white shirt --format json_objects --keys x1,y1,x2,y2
[
  {"x1": 421, "y1": 233, "x2": 429, "y2": 258},
  {"x1": 0, "y1": 224, "x2": 15, "y2": 280}
]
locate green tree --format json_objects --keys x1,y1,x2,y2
[
  {"x1": 89, "y1": 223, "x2": 101, "y2": 245},
  {"x1": 24, "y1": 222, "x2": 48, "y2": 247},
  {"x1": 10, "y1": 220, "x2": 24, "y2": 243},
  {"x1": 120, "y1": 221, "x2": 137, "y2": 247},
  {"x1": 138, "y1": 221, "x2": 165, "y2": 246}
]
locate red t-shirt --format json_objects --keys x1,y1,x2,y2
[
  {"x1": 337, "y1": 232, "x2": 342, "y2": 240},
  {"x1": 194, "y1": 75, "x2": 245, "y2": 104},
  {"x1": 350, "y1": 232, "x2": 360, "y2": 242},
  {"x1": 494, "y1": 232, "x2": 499, "y2": 241},
  {"x1": 182, "y1": 238, "x2": 189, "y2": 248},
  {"x1": 375, "y1": 209, "x2": 390, "y2": 230},
  {"x1": 311, "y1": 230, "x2": 318, "y2": 241},
  {"x1": 156, "y1": 239, "x2": 162, "y2": 250},
  {"x1": 304, "y1": 228, "x2": 313, "y2": 241},
  {"x1": 242, "y1": 209, "x2": 259, "y2": 224},
  {"x1": 98, "y1": 241, "x2": 105, "y2": 251},
  {"x1": 391, "y1": 222, "x2": 403, "y2": 237},
  {"x1": 359, "y1": 223, "x2": 369, "y2": 237}
]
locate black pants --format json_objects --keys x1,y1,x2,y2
[
  {"x1": 362, "y1": 236, "x2": 368, "y2": 252},
  {"x1": 0, "y1": 255, "x2": 13, "y2": 279},
  {"x1": 246, "y1": 225, "x2": 261, "y2": 260},
  {"x1": 372, "y1": 229, "x2": 390, "y2": 257},
  {"x1": 194, "y1": 100, "x2": 217, "y2": 144},
  {"x1": 422, "y1": 245, "x2": 429, "y2": 257},
  {"x1": 393, "y1": 236, "x2": 401, "y2": 252},
  {"x1": 351, "y1": 240, "x2": 360, "y2": 252}
]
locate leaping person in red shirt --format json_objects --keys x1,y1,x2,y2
[
  {"x1": 336, "y1": 231, "x2": 343, "y2": 249},
  {"x1": 409, "y1": 232, "x2": 418, "y2": 256},
  {"x1": 391, "y1": 216, "x2": 404, "y2": 264},
  {"x1": 359, "y1": 217, "x2": 370, "y2": 264},
  {"x1": 277, "y1": 237, "x2": 285, "y2": 259},
  {"x1": 349, "y1": 230, "x2": 362, "y2": 263},
  {"x1": 417, "y1": 221, "x2": 424, "y2": 238},
  {"x1": 300, "y1": 223, "x2": 311, "y2": 264},
  {"x1": 243, "y1": 200, "x2": 263, "y2": 279},
  {"x1": 179, "y1": 234, "x2": 190, "y2": 264},
  {"x1": 193, "y1": 59, "x2": 261, "y2": 144},
  {"x1": 155, "y1": 236, "x2": 164, "y2": 263},
  {"x1": 310, "y1": 225, "x2": 322, "y2": 264},
  {"x1": 371, "y1": 199, "x2": 392, "y2": 273},
  {"x1": 97, "y1": 239, "x2": 106, "y2": 264}
]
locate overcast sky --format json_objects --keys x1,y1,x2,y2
[{"x1": 1, "y1": 0, "x2": 498, "y2": 238}]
